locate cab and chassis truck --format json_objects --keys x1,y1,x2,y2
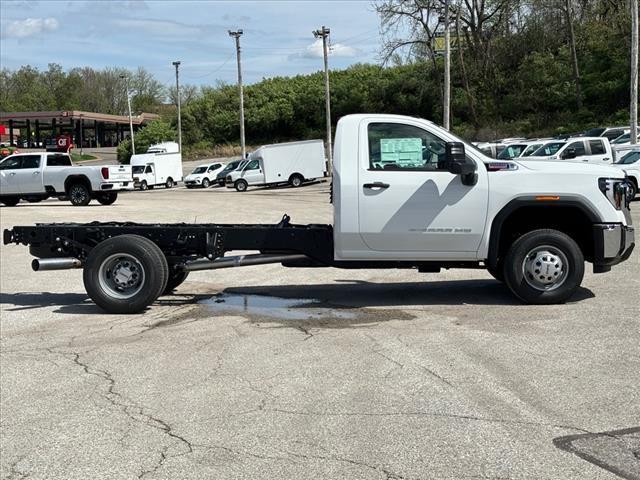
[{"x1": 3, "y1": 115, "x2": 635, "y2": 314}]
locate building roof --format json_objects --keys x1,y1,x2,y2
[{"x1": 0, "y1": 110, "x2": 160, "y2": 125}]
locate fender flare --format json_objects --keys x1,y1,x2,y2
[{"x1": 487, "y1": 196, "x2": 602, "y2": 270}]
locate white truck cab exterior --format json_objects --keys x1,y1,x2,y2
[
  {"x1": 524, "y1": 137, "x2": 613, "y2": 164},
  {"x1": 131, "y1": 142, "x2": 183, "y2": 190}
]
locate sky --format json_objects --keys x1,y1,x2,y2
[{"x1": 0, "y1": 0, "x2": 383, "y2": 86}]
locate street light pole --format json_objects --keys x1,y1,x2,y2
[
  {"x1": 443, "y1": 0, "x2": 451, "y2": 131},
  {"x1": 79, "y1": 113, "x2": 84, "y2": 157},
  {"x1": 228, "y1": 30, "x2": 246, "y2": 159},
  {"x1": 172, "y1": 61, "x2": 182, "y2": 152},
  {"x1": 631, "y1": 0, "x2": 638, "y2": 144},
  {"x1": 313, "y1": 25, "x2": 332, "y2": 174},
  {"x1": 120, "y1": 74, "x2": 135, "y2": 154}
]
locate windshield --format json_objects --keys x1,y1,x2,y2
[
  {"x1": 530, "y1": 142, "x2": 565, "y2": 156},
  {"x1": 192, "y1": 166, "x2": 207, "y2": 174},
  {"x1": 132, "y1": 166, "x2": 145, "y2": 174},
  {"x1": 616, "y1": 151, "x2": 640, "y2": 165},
  {"x1": 521, "y1": 143, "x2": 543, "y2": 157},
  {"x1": 585, "y1": 127, "x2": 606, "y2": 137},
  {"x1": 497, "y1": 144, "x2": 527, "y2": 159},
  {"x1": 612, "y1": 134, "x2": 630, "y2": 144}
]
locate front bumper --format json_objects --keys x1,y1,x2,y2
[{"x1": 592, "y1": 223, "x2": 635, "y2": 272}]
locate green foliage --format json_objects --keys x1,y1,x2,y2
[{"x1": 117, "y1": 119, "x2": 176, "y2": 163}]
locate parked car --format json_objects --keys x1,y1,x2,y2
[
  {"x1": 215, "y1": 160, "x2": 243, "y2": 186},
  {"x1": 131, "y1": 142, "x2": 183, "y2": 190},
  {"x1": 528, "y1": 140, "x2": 566, "y2": 157},
  {"x1": 226, "y1": 140, "x2": 326, "y2": 192},
  {"x1": 583, "y1": 126, "x2": 632, "y2": 142},
  {"x1": 496, "y1": 141, "x2": 546, "y2": 159},
  {"x1": 524, "y1": 137, "x2": 613, "y2": 164},
  {"x1": 0, "y1": 151, "x2": 133, "y2": 206},
  {"x1": 476, "y1": 142, "x2": 506, "y2": 159},
  {"x1": 184, "y1": 162, "x2": 225, "y2": 188},
  {"x1": 613, "y1": 147, "x2": 640, "y2": 198}
]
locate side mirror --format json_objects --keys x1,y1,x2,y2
[
  {"x1": 563, "y1": 148, "x2": 577, "y2": 159},
  {"x1": 443, "y1": 142, "x2": 477, "y2": 186}
]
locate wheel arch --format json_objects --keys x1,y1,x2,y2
[
  {"x1": 487, "y1": 196, "x2": 601, "y2": 270},
  {"x1": 64, "y1": 175, "x2": 92, "y2": 194}
]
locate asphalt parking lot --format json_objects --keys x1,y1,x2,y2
[{"x1": 1, "y1": 182, "x2": 639, "y2": 480}]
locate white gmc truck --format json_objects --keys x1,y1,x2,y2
[
  {"x1": 0, "y1": 151, "x2": 133, "y2": 206},
  {"x1": 3, "y1": 114, "x2": 635, "y2": 313}
]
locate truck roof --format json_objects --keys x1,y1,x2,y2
[{"x1": 255, "y1": 139, "x2": 324, "y2": 150}]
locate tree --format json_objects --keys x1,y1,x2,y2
[{"x1": 117, "y1": 119, "x2": 176, "y2": 163}]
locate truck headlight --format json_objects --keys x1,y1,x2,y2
[{"x1": 599, "y1": 178, "x2": 631, "y2": 210}]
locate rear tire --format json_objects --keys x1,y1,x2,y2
[
  {"x1": 202, "y1": 178, "x2": 210, "y2": 188},
  {"x1": 68, "y1": 183, "x2": 91, "y2": 206},
  {"x1": 83, "y1": 235, "x2": 169, "y2": 314},
  {"x1": 234, "y1": 179, "x2": 248, "y2": 192},
  {"x1": 289, "y1": 174, "x2": 303, "y2": 187},
  {"x1": 165, "y1": 178, "x2": 174, "y2": 189},
  {"x1": 1, "y1": 197, "x2": 20, "y2": 206},
  {"x1": 162, "y1": 270, "x2": 189, "y2": 295},
  {"x1": 628, "y1": 178, "x2": 638, "y2": 199},
  {"x1": 97, "y1": 191, "x2": 118, "y2": 205},
  {"x1": 503, "y1": 229, "x2": 584, "y2": 304}
]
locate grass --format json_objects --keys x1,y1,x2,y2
[{"x1": 71, "y1": 152, "x2": 98, "y2": 162}]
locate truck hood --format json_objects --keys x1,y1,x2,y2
[
  {"x1": 185, "y1": 174, "x2": 203, "y2": 181},
  {"x1": 514, "y1": 159, "x2": 624, "y2": 178}
]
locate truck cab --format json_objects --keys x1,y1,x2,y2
[{"x1": 524, "y1": 137, "x2": 613, "y2": 164}]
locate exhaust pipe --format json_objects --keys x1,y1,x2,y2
[
  {"x1": 184, "y1": 253, "x2": 307, "y2": 272},
  {"x1": 32, "y1": 258, "x2": 82, "y2": 271}
]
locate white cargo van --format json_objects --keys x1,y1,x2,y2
[
  {"x1": 131, "y1": 142, "x2": 183, "y2": 190},
  {"x1": 226, "y1": 140, "x2": 326, "y2": 192}
]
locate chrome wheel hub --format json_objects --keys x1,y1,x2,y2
[
  {"x1": 522, "y1": 245, "x2": 568, "y2": 291},
  {"x1": 98, "y1": 254, "x2": 145, "y2": 299}
]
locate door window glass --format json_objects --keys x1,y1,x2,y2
[
  {"x1": 563, "y1": 141, "x2": 586, "y2": 157},
  {"x1": 368, "y1": 123, "x2": 446, "y2": 170},
  {"x1": 19, "y1": 155, "x2": 41, "y2": 169},
  {"x1": 589, "y1": 140, "x2": 605, "y2": 155},
  {"x1": 145, "y1": 165, "x2": 153, "y2": 173},
  {"x1": 0, "y1": 157, "x2": 21, "y2": 170},
  {"x1": 245, "y1": 160, "x2": 260, "y2": 170},
  {"x1": 47, "y1": 154, "x2": 72, "y2": 166},
  {"x1": 604, "y1": 129, "x2": 623, "y2": 140}
]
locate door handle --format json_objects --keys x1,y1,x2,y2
[
  {"x1": 9, "y1": 172, "x2": 15, "y2": 176},
  {"x1": 33, "y1": 171, "x2": 40, "y2": 175},
  {"x1": 363, "y1": 182, "x2": 389, "y2": 189}
]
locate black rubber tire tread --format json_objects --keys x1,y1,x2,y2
[
  {"x1": 503, "y1": 229, "x2": 584, "y2": 305},
  {"x1": 83, "y1": 235, "x2": 169, "y2": 314},
  {"x1": 1, "y1": 197, "x2": 20, "y2": 206},
  {"x1": 235, "y1": 179, "x2": 248, "y2": 192},
  {"x1": 165, "y1": 178, "x2": 174, "y2": 188},
  {"x1": 202, "y1": 178, "x2": 210, "y2": 188},
  {"x1": 486, "y1": 261, "x2": 504, "y2": 282},
  {"x1": 140, "y1": 180, "x2": 148, "y2": 191},
  {"x1": 162, "y1": 270, "x2": 189, "y2": 295},
  {"x1": 289, "y1": 174, "x2": 303, "y2": 187},
  {"x1": 68, "y1": 183, "x2": 91, "y2": 206},
  {"x1": 97, "y1": 192, "x2": 118, "y2": 205}
]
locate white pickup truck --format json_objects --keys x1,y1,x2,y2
[
  {"x1": 525, "y1": 137, "x2": 614, "y2": 164},
  {"x1": 3, "y1": 114, "x2": 635, "y2": 313},
  {"x1": 0, "y1": 152, "x2": 133, "y2": 206}
]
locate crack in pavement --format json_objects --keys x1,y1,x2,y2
[
  {"x1": 46, "y1": 347, "x2": 194, "y2": 479},
  {"x1": 284, "y1": 450, "x2": 410, "y2": 479}
]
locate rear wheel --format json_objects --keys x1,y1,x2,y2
[
  {"x1": 68, "y1": 183, "x2": 91, "y2": 206},
  {"x1": 97, "y1": 191, "x2": 118, "y2": 205},
  {"x1": 1, "y1": 197, "x2": 20, "y2": 206},
  {"x1": 503, "y1": 229, "x2": 584, "y2": 304},
  {"x1": 289, "y1": 174, "x2": 303, "y2": 187},
  {"x1": 234, "y1": 179, "x2": 248, "y2": 192},
  {"x1": 83, "y1": 235, "x2": 169, "y2": 313},
  {"x1": 139, "y1": 180, "x2": 148, "y2": 191},
  {"x1": 165, "y1": 178, "x2": 174, "y2": 189},
  {"x1": 628, "y1": 178, "x2": 638, "y2": 199},
  {"x1": 162, "y1": 270, "x2": 189, "y2": 295},
  {"x1": 202, "y1": 178, "x2": 210, "y2": 188}
]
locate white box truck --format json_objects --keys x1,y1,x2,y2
[
  {"x1": 226, "y1": 139, "x2": 326, "y2": 191},
  {"x1": 131, "y1": 142, "x2": 183, "y2": 190}
]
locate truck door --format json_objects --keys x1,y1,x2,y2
[
  {"x1": 15, "y1": 155, "x2": 43, "y2": 194},
  {"x1": 357, "y1": 119, "x2": 488, "y2": 256},
  {"x1": 145, "y1": 164, "x2": 155, "y2": 184},
  {"x1": 241, "y1": 159, "x2": 264, "y2": 185},
  {"x1": 585, "y1": 139, "x2": 610, "y2": 164},
  {"x1": 0, "y1": 155, "x2": 22, "y2": 194}
]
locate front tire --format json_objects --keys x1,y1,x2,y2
[
  {"x1": 97, "y1": 191, "x2": 118, "y2": 205},
  {"x1": 68, "y1": 183, "x2": 91, "y2": 206},
  {"x1": 83, "y1": 235, "x2": 169, "y2": 314},
  {"x1": 139, "y1": 180, "x2": 148, "y2": 191},
  {"x1": 503, "y1": 229, "x2": 584, "y2": 304},
  {"x1": 234, "y1": 179, "x2": 248, "y2": 192},
  {"x1": 202, "y1": 178, "x2": 210, "y2": 188}
]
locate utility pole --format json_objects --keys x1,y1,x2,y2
[
  {"x1": 631, "y1": 0, "x2": 638, "y2": 144},
  {"x1": 228, "y1": 30, "x2": 246, "y2": 159},
  {"x1": 443, "y1": 0, "x2": 451, "y2": 131},
  {"x1": 313, "y1": 25, "x2": 333, "y2": 174},
  {"x1": 79, "y1": 113, "x2": 84, "y2": 157},
  {"x1": 120, "y1": 74, "x2": 135, "y2": 154},
  {"x1": 172, "y1": 61, "x2": 182, "y2": 152}
]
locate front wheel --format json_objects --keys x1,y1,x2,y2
[
  {"x1": 503, "y1": 229, "x2": 584, "y2": 304},
  {"x1": 234, "y1": 179, "x2": 248, "y2": 192},
  {"x1": 1, "y1": 196, "x2": 20, "y2": 206},
  {"x1": 202, "y1": 178, "x2": 210, "y2": 188},
  {"x1": 97, "y1": 191, "x2": 118, "y2": 205},
  {"x1": 68, "y1": 183, "x2": 91, "y2": 206},
  {"x1": 83, "y1": 235, "x2": 169, "y2": 313},
  {"x1": 139, "y1": 180, "x2": 148, "y2": 191}
]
